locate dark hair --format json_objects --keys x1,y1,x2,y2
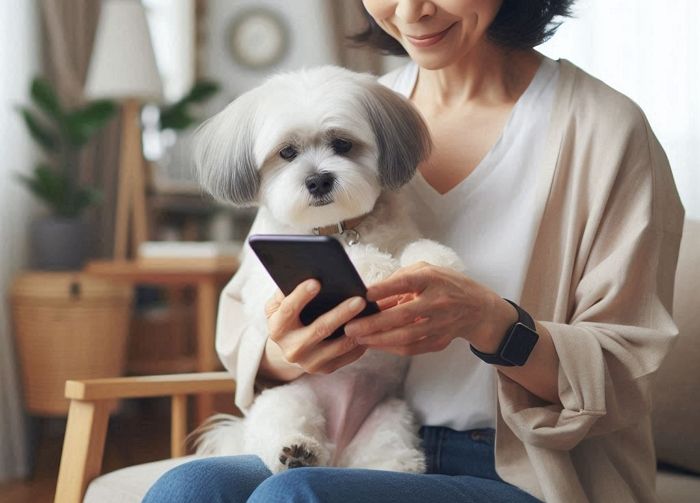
[{"x1": 350, "y1": 1, "x2": 576, "y2": 54}]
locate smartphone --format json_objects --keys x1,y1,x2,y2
[{"x1": 248, "y1": 234, "x2": 380, "y2": 339}]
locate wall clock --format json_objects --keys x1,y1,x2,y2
[{"x1": 227, "y1": 8, "x2": 289, "y2": 69}]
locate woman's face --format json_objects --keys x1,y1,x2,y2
[{"x1": 362, "y1": 0, "x2": 503, "y2": 69}]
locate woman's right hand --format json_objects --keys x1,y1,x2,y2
[{"x1": 260, "y1": 279, "x2": 368, "y2": 380}]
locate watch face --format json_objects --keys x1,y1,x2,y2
[{"x1": 501, "y1": 323, "x2": 539, "y2": 366}]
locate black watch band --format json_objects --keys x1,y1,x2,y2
[{"x1": 469, "y1": 299, "x2": 539, "y2": 367}]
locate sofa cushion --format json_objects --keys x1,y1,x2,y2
[
  {"x1": 656, "y1": 469, "x2": 700, "y2": 503},
  {"x1": 83, "y1": 456, "x2": 202, "y2": 503},
  {"x1": 652, "y1": 220, "x2": 700, "y2": 474}
]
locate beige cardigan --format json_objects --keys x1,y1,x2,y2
[
  {"x1": 215, "y1": 60, "x2": 684, "y2": 502},
  {"x1": 494, "y1": 60, "x2": 684, "y2": 502}
]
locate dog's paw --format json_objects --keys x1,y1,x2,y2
[
  {"x1": 271, "y1": 435, "x2": 331, "y2": 472},
  {"x1": 346, "y1": 244, "x2": 399, "y2": 285},
  {"x1": 399, "y1": 239, "x2": 464, "y2": 272},
  {"x1": 278, "y1": 443, "x2": 319, "y2": 469}
]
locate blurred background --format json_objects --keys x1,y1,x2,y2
[{"x1": 0, "y1": 0, "x2": 698, "y2": 501}]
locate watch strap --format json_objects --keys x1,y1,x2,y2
[
  {"x1": 504, "y1": 299, "x2": 535, "y2": 330},
  {"x1": 470, "y1": 299, "x2": 537, "y2": 366}
]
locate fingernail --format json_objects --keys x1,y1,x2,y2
[
  {"x1": 306, "y1": 281, "x2": 319, "y2": 293},
  {"x1": 349, "y1": 297, "x2": 364, "y2": 310}
]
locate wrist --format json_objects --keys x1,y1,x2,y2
[
  {"x1": 259, "y1": 337, "x2": 305, "y2": 382},
  {"x1": 470, "y1": 294, "x2": 518, "y2": 353},
  {"x1": 470, "y1": 298, "x2": 540, "y2": 367}
]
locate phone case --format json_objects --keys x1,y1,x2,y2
[{"x1": 248, "y1": 234, "x2": 380, "y2": 338}]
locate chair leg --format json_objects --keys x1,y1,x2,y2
[
  {"x1": 54, "y1": 400, "x2": 111, "y2": 503},
  {"x1": 171, "y1": 394, "x2": 187, "y2": 458}
]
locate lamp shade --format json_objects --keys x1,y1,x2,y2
[{"x1": 85, "y1": 0, "x2": 163, "y2": 101}]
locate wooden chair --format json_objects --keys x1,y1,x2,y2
[{"x1": 53, "y1": 372, "x2": 236, "y2": 503}]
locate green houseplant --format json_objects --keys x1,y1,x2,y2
[
  {"x1": 17, "y1": 77, "x2": 117, "y2": 270},
  {"x1": 158, "y1": 80, "x2": 219, "y2": 131},
  {"x1": 144, "y1": 80, "x2": 220, "y2": 195}
]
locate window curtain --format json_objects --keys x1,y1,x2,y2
[
  {"x1": 0, "y1": 0, "x2": 41, "y2": 483},
  {"x1": 539, "y1": 0, "x2": 700, "y2": 218},
  {"x1": 329, "y1": 0, "x2": 383, "y2": 75},
  {"x1": 40, "y1": 0, "x2": 123, "y2": 258}
]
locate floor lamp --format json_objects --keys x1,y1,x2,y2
[{"x1": 85, "y1": 0, "x2": 163, "y2": 260}]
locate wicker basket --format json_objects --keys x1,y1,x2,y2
[{"x1": 10, "y1": 272, "x2": 133, "y2": 416}]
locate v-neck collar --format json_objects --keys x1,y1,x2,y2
[
  {"x1": 387, "y1": 57, "x2": 576, "y2": 250},
  {"x1": 402, "y1": 57, "x2": 558, "y2": 216}
]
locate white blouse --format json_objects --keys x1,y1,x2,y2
[{"x1": 379, "y1": 56, "x2": 560, "y2": 430}]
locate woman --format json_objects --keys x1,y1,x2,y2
[{"x1": 144, "y1": 1, "x2": 684, "y2": 502}]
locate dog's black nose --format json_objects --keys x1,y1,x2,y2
[{"x1": 305, "y1": 172, "x2": 335, "y2": 197}]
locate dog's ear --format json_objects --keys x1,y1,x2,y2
[
  {"x1": 193, "y1": 93, "x2": 260, "y2": 206},
  {"x1": 360, "y1": 83, "x2": 432, "y2": 190}
]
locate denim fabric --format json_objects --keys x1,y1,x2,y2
[{"x1": 142, "y1": 427, "x2": 541, "y2": 503}]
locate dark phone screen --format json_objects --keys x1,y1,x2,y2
[{"x1": 249, "y1": 234, "x2": 380, "y2": 338}]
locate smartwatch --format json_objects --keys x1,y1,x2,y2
[{"x1": 469, "y1": 299, "x2": 539, "y2": 367}]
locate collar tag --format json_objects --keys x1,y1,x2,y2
[{"x1": 343, "y1": 229, "x2": 360, "y2": 246}]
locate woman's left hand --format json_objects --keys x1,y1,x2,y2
[{"x1": 343, "y1": 262, "x2": 517, "y2": 356}]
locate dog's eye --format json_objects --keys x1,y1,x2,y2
[
  {"x1": 331, "y1": 138, "x2": 352, "y2": 155},
  {"x1": 279, "y1": 146, "x2": 298, "y2": 161}
]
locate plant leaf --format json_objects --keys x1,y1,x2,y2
[
  {"x1": 17, "y1": 165, "x2": 102, "y2": 217},
  {"x1": 181, "y1": 80, "x2": 219, "y2": 104},
  {"x1": 30, "y1": 77, "x2": 63, "y2": 120},
  {"x1": 159, "y1": 106, "x2": 194, "y2": 130},
  {"x1": 70, "y1": 186, "x2": 103, "y2": 215},
  {"x1": 15, "y1": 164, "x2": 68, "y2": 213},
  {"x1": 158, "y1": 80, "x2": 219, "y2": 130},
  {"x1": 34, "y1": 164, "x2": 69, "y2": 208},
  {"x1": 76, "y1": 100, "x2": 118, "y2": 124},
  {"x1": 18, "y1": 107, "x2": 58, "y2": 152},
  {"x1": 65, "y1": 99, "x2": 117, "y2": 145}
]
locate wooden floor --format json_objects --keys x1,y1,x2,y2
[{"x1": 0, "y1": 399, "x2": 171, "y2": 503}]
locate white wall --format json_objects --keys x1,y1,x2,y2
[
  {"x1": 0, "y1": 0, "x2": 41, "y2": 482},
  {"x1": 540, "y1": 0, "x2": 700, "y2": 218},
  {"x1": 203, "y1": 0, "x2": 337, "y2": 106}
]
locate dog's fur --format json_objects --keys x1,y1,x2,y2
[{"x1": 192, "y1": 66, "x2": 462, "y2": 473}]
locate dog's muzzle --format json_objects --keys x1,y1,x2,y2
[{"x1": 305, "y1": 172, "x2": 335, "y2": 198}]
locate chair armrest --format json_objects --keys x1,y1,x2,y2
[
  {"x1": 55, "y1": 372, "x2": 236, "y2": 503},
  {"x1": 64, "y1": 371, "x2": 235, "y2": 400}
]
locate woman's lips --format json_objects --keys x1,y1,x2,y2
[{"x1": 405, "y1": 23, "x2": 455, "y2": 48}]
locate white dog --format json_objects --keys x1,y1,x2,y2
[{"x1": 192, "y1": 66, "x2": 462, "y2": 474}]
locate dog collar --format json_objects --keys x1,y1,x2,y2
[{"x1": 312, "y1": 215, "x2": 366, "y2": 245}]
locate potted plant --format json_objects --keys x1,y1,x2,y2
[{"x1": 17, "y1": 77, "x2": 117, "y2": 270}]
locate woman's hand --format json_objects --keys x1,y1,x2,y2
[
  {"x1": 343, "y1": 262, "x2": 560, "y2": 404},
  {"x1": 343, "y1": 262, "x2": 517, "y2": 356},
  {"x1": 260, "y1": 279, "x2": 368, "y2": 380}
]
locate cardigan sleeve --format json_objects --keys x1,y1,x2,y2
[
  {"x1": 497, "y1": 110, "x2": 685, "y2": 451},
  {"x1": 215, "y1": 213, "x2": 270, "y2": 412}
]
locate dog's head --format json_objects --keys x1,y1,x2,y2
[{"x1": 193, "y1": 66, "x2": 431, "y2": 229}]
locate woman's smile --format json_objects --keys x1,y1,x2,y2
[{"x1": 404, "y1": 22, "x2": 457, "y2": 48}]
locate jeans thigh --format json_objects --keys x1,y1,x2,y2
[
  {"x1": 248, "y1": 466, "x2": 541, "y2": 503},
  {"x1": 141, "y1": 455, "x2": 272, "y2": 503},
  {"x1": 429, "y1": 427, "x2": 500, "y2": 480}
]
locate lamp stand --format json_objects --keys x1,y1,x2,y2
[{"x1": 113, "y1": 99, "x2": 149, "y2": 260}]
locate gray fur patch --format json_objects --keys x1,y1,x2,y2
[
  {"x1": 360, "y1": 84, "x2": 432, "y2": 190},
  {"x1": 192, "y1": 95, "x2": 260, "y2": 206}
]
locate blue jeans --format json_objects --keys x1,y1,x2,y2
[{"x1": 142, "y1": 426, "x2": 541, "y2": 502}]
